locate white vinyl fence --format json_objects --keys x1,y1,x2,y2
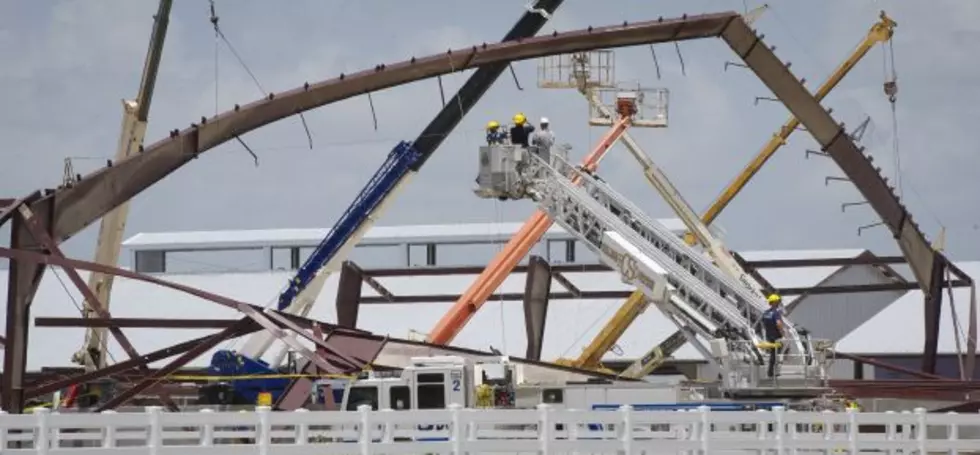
[{"x1": 0, "y1": 404, "x2": 977, "y2": 454}]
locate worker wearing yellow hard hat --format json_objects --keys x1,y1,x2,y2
[
  {"x1": 485, "y1": 120, "x2": 505, "y2": 145},
  {"x1": 509, "y1": 112, "x2": 535, "y2": 147},
  {"x1": 761, "y1": 293, "x2": 785, "y2": 378}
]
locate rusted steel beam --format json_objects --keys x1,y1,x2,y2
[
  {"x1": 16, "y1": 205, "x2": 177, "y2": 409},
  {"x1": 720, "y1": 17, "x2": 952, "y2": 373},
  {"x1": 335, "y1": 261, "x2": 364, "y2": 328},
  {"x1": 778, "y1": 280, "x2": 970, "y2": 296},
  {"x1": 4, "y1": 210, "x2": 48, "y2": 413},
  {"x1": 94, "y1": 320, "x2": 249, "y2": 411},
  {"x1": 523, "y1": 256, "x2": 551, "y2": 361},
  {"x1": 19, "y1": 12, "x2": 738, "y2": 252},
  {"x1": 25, "y1": 318, "x2": 258, "y2": 399},
  {"x1": 365, "y1": 263, "x2": 613, "y2": 277},
  {"x1": 0, "y1": 191, "x2": 38, "y2": 228},
  {"x1": 0, "y1": 245, "x2": 370, "y2": 337},
  {"x1": 34, "y1": 317, "x2": 238, "y2": 329},
  {"x1": 743, "y1": 255, "x2": 907, "y2": 268},
  {"x1": 360, "y1": 291, "x2": 631, "y2": 304},
  {"x1": 832, "y1": 351, "x2": 947, "y2": 381}
]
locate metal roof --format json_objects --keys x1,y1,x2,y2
[
  {"x1": 2, "y1": 246, "x2": 884, "y2": 369},
  {"x1": 835, "y1": 261, "x2": 980, "y2": 355},
  {"x1": 120, "y1": 220, "x2": 693, "y2": 251}
]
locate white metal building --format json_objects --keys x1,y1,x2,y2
[{"x1": 0, "y1": 221, "x2": 976, "y2": 379}]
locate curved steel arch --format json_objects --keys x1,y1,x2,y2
[{"x1": 34, "y1": 11, "x2": 738, "y2": 246}]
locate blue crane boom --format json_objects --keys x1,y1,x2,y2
[{"x1": 276, "y1": 141, "x2": 421, "y2": 310}]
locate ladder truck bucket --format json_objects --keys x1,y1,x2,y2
[{"x1": 475, "y1": 144, "x2": 556, "y2": 200}]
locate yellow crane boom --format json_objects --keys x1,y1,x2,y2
[
  {"x1": 684, "y1": 11, "x2": 896, "y2": 245},
  {"x1": 560, "y1": 11, "x2": 896, "y2": 376}
]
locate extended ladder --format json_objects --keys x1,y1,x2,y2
[
  {"x1": 577, "y1": 167, "x2": 810, "y2": 361},
  {"x1": 504, "y1": 147, "x2": 769, "y2": 365}
]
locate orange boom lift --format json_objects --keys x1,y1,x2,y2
[{"x1": 426, "y1": 99, "x2": 638, "y2": 344}]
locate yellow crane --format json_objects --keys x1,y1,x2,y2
[
  {"x1": 683, "y1": 10, "x2": 897, "y2": 245},
  {"x1": 558, "y1": 11, "x2": 896, "y2": 375}
]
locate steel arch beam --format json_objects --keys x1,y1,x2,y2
[{"x1": 17, "y1": 12, "x2": 738, "y2": 249}]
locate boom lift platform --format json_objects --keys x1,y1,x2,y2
[{"x1": 474, "y1": 94, "x2": 831, "y2": 397}]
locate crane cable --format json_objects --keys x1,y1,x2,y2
[{"x1": 881, "y1": 38, "x2": 902, "y2": 199}]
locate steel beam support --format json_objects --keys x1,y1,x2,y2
[
  {"x1": 523, "y1": 255, "x2": 552, "y2": 360},
  {"x1": 923, "y1": 255, "x2": 946, "y2": 373},
  {"x1": 26, "y1": 318, "x2": 258, "y2": 399},
  {"x1": 94, "y1": 320, "x2": 249, "y2": 411},
  {"x1": 20, "y1": 12, "x2": 737, "y2": 252},
  {"x1": 3, "y1": 215, "x2": 45, "y2": 413},
  {"x1": 0, "y1": 191, "x2": 38, "y2": 229},
  {"x1": 720, "y1": 17, "x2": 949, "y2": 373},
  {"x1": 34, "y1": 317, "x2": 239, "y2": 329},
  {"x1": 731, "y1": 251, "x2": 776, "y2": 293},
  {"x1": 363, "y1": 263, "x2": 611, "y2": 277},
  {"x1": 335, "y1": 261, "x2": 363, "y2": 328},
  {"x1": 15, "y1": 205, "x2": 176, "y2": 408},
  {"x1": 743, "y1": 255, "x2": 907, "y2": 269}
]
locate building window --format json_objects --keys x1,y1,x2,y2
[
  {"x1": 134, "y1": 250, "x2": 166, "y2": 273},
  {"x1": 349, "y1": 244, "x2": 404, "y2": 268}
]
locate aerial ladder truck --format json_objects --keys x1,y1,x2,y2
[
  {"x1": 473, "y1": 94, "x2": 829, "y2": 395},
  {"x1": 203, "y1": 0, "x2": 565, "y2": 405},
  {"x1": 61, "y1": 0, "x2": 172, "y2": 410},
  {"x1": 625, "y1": 11, "x2": 897, "y2": 379},
  {"x1": 563, "y1": 11, "x2": 896, "y2": 377}
]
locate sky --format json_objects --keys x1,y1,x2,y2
[{"x1": 1, "y1": 0, "x2": 979, "y2": 268}]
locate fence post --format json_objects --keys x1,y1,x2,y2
[
  {"x1": 773, "y1": 406, "x2": 785, "y2": 454},
  {"x1": 449, "y1": 403, "x2": 463, "y2": 455},
  {"x1": 846, "y1": 407, "x2": 858, "y2": 454},
  {"x1": 256, "y1": 406, "x2": 271, "y2": 455},
  {"x1": 698, "y1": 405, "x2": 710, "y2": 454},
  {"x1": 33, "y1": 407, "x2": 49, "y2": 455},
  {"x1": 358, "y1": 405, "x2": 372, "y2": 455},
  {"x1": 756, "y1": 409, "x2": 767, "y2": 441},
  {"x1": 947, "y1": 411, "x2": 959, "y2": 448},
  {"x1": 294, "y1": 409, "x2": 309, "y2": 445},
  {"x1": 538, "y1": 404, "x2": 552, "y2": 455},
  {"x1": 787, "y1": 409, "x2": 799, "y2": 455},
  {"x1": 619, "y1": 405, "x2": 633, "y2": 455},
  {"x1": 146, "y1": 406, "x2": 162, "y2": 455},
  {"x1": 884, "y1": 410, "x2": 896, "y2": 455},
  {"x1": 0, "y1": 410, "x2": 7, "y2": 450},
  {"x1": 101, "y1": 410, "x2": 117, "y2": 448},
  {"x1": 200, "y1": 409, "x2": 214, "y2": 446},
  {"x1": 380, "y1": 409, "x2": 395, "y2": 444},
  {"x1": 914, "y1": 407, "x2": 927, "y2": 454}
]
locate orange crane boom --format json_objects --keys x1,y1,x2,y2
[{"x1": 426, "y1": 115, "x2": 633, "y2": 345}]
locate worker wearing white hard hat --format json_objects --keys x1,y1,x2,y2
[{"x1": 529, "y1": 116, "x2": 555, "y2": 151}]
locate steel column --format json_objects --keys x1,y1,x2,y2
[
  {"x1": 2, "y1": 216, "x2": 45, "y2": 413},
  {"x1": 522, "y1": 255, "x2": 552, "y2": 360},
  {"x1": 335, "y1": 261, "x2": 363, "y2": 328}
]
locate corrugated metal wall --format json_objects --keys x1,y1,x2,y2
[{"x1": 787, "y1": 265, "x2": 905, "y2": 342}]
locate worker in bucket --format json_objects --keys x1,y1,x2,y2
[
  {"x1": 761, "y1": 293, "x2": 785, "y2": 378},
  {"x1": 509, "y1": 112, "x2": 535, "y2": 147},
  {"x1": 529, "y1": 117, "x2": 556, "y2": 151},
  {"x1": 485, "y1": 120, "x2": 506, "y2": 145}
]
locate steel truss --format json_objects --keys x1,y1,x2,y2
[{"x1": 1, "y1": 10, "x2": 973, "y2": 410}]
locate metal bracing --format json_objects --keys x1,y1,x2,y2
[{"x1": 523, "y1": 255, "x2": 552, "y2": 360}]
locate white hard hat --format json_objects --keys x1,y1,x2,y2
[{"x1": 540, "y1": 117, "x2": 549, "y2": 124}]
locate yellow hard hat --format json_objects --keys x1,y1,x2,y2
[
  {"x1": 487, "y1": 120, "x2": 500, "y2": 130},
  {"x1": 513, "y1": 113, "x2": 526, "y2": 125},
  {"x1": 767, "y1": 293, "x2": 782, "y2": 304}
]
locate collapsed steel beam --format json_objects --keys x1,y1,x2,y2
[
  {"x1": 26, "y1": 318, "x2": 259, "y2": 399},
  {"x1": 34, "y1": 317, "x2": 239, "y2": 328},
  {"x1": 15, "y1": 205, "x2": 174, "y2": 409},
  {"x1": 719, "y1": 18, "x2": 948, "y2": 373},
  {"x1": 15, "y1": 12, "x2": 738, "y2": 253},
  {"x1": 95, "y1": 319, "x2": 250, "y2": 411}
]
